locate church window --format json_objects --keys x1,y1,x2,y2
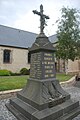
[
  {"x1": 28, "y1": 52, "x2": 31, "y2": 63},
  {"x1": 3, "y1": 49, "x2": 11, "y2": 63}
]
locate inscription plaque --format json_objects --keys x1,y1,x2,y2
[
  {"x1": 42, "y1": 52, "x2": 55, "y2": 79},
  {"x1": 30, "y1": 52, "x2": 42, "y2": 79},
  {"x1": 30, "y1": 52, "x2": 55, "y2": 79}
]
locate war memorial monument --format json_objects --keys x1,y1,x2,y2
[{"x1": 6, "y1": 4, "x2": 80, "y2": 120}]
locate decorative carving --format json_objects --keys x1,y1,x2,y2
[{"x1": 42, "y1": 82, "x2": 62, "y2": 102}]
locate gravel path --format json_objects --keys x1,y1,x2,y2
[{"x1": 0, "y1": 84, "x2": 80, "y2": 120}]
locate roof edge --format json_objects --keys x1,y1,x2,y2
[{"x1": 0, "y1": 44, "x2": 28, "y2": 50}]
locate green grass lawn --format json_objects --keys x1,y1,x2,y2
[
  {"x1": 0, "y1": 76, "x2": 29, "y2": 91},
  {"x1": 56, "y1": 73, "x2": 73, "y2": 82},
  {"x1": 0, "y1": 74, "x2": 73, "y2": 91}
]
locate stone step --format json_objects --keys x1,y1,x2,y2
[
  {"x1": 6, "y1": 97, "x2": 80, "y2": 120},
  {"x1": 17, "y1": 92, "x2": 49, "y2": 110},
  {"x1": 32, "y1": 99, "x2": 79, "y2": 120},
  {"x1": 10, "y1": 99, "x2": 64, "y2": 120},
  {"x1": 10, "y1": 98, "x2": 38, "y2": 120},
  {"x1": 58, "y1": 99, "x2": 79, "y2": 114},
  {"x1": 6, "y1": 103, "x2": 29, "y2": 120},
  {"x1": 57, "y1": 106, "x2": 80, "y2": 120}
]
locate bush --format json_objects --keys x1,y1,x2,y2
[
  {"x1": 20, "y1": 68, "x2": 30, "y2": 75},
  {"x1": 10, "y1": 71, "x2": 21, "y2": 76},
  {"x1": 0, "y1": 69, "x2": 11, "y2": 76}
]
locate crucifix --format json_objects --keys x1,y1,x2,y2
[{"x1": 33, "y1": 4, "x2": 50, "y2": 34}]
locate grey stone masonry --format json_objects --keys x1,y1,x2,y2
[{"x1": 0, "y1": 85, "x2": 80, "y2": 120}]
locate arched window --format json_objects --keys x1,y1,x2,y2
[{"x1": 3, "y1": 49, "x2": 11, "y2": 63}]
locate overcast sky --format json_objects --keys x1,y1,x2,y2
[{"x1": 0, "y1": 0, "x2": 80, "y2": 36}]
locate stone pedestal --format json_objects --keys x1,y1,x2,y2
[{"x1": 6, "y1": 33, "x2": 80, "y2": 120}]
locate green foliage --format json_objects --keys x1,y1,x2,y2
[
  {"x1": 76, "y1": 40, "x2": 80, "y2": 59},
  {"x1": 20, "y1": 68, "x2": 30, "y2": 75},
  {"x1": 0, "y1": 69, "x2": 11, "y2": 76},
  {"x1": 10, "y1": 71, "x2": 21, "y2": 76},
  {"x1": 56, "y1": 6, "x2": 80, "y2": 61}
]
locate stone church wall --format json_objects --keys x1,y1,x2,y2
[
  {"x1": 0, "y1": 46, "x2": 79, "y2": 74},
  {"x1": 68, "y1": 59, "x2": 80, "y2": 74},
  {"x1": 0, "y1": 46, "x2": 30, "y2": 73}
]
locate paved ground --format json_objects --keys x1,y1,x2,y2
[{"x1": 0, "y1": 83, "x2": 80, "y2": 120}]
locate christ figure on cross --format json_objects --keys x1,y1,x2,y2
[{"x1": 33, "y1": 4, "x2": 50, "y2": 34}]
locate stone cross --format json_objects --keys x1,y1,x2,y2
[{"x1": 33, "y1": 4, "x2": 50, "y2": 33}]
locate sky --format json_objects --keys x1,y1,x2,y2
[{"x1": 0, "y1": 0, "x2": 80, "y2": 36}]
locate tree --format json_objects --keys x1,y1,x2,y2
[{"x1": 56, "y1": 7, "x2": 80, "y2": 73}]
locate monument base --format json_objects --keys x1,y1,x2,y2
[{"x1": 6, "y1": 79, "x2": 80, "y2": 120}]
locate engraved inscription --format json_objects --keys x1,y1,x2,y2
[
  {"x1": 30, "y1": 52, "x2": 42, "y2": 79},
  {"x1": 30, "y1": 52, "x2": 55, "y2": 79},
  {"x1": 42, "y1": 52, "x2": 55, "y2": 78},
  {"x1": 44, "y1": 53, "x2": 52, "y2": 56}
]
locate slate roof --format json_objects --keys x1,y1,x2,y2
[
  {"x1": 0, "y1": 25, "x2": 58, "y2": 49},
  {"x1": 49, "y1": 34, "x2": 58, "y2": 43}
]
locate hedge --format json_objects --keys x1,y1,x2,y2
[
  {"x1": 20, "y1": 68, "x2": 30, "y2": 75},
  {"x1": 0, "y1": 69, "x2": 11, "y2": 76}
]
